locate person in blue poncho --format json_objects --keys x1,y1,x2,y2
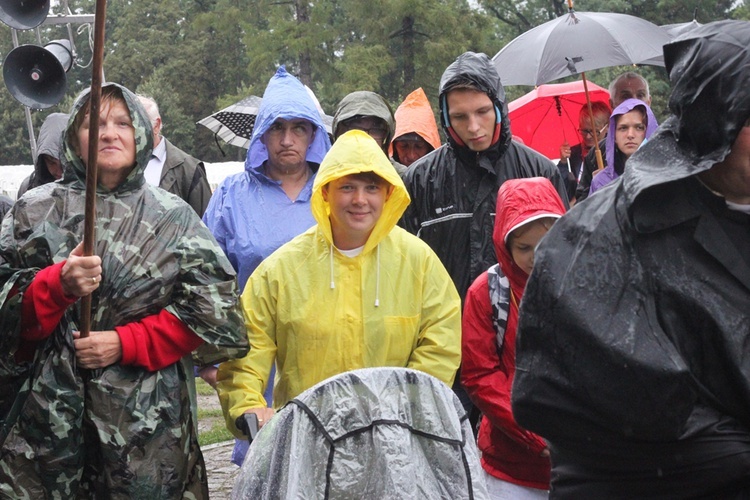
[{"x1": 201, "y1": 66, "x2": 331, "y2": 465}]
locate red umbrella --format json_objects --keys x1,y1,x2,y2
[{"x1": 508, "y1": 80, "x2": 610, "y2": 160}]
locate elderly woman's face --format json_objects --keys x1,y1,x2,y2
[{"x1": 76, "y1": 98, "x2": 136, "y2": 190}]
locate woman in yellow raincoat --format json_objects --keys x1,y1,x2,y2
[{"x1": 217, "y1": 129, "x2": 461, "y2": 434}]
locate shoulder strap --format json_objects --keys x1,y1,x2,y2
[{"x1": 487, "y1": 263, "x2": 511, "y2": 353}]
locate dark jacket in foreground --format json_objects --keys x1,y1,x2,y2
[
  {"x1": 401, "y1": 52, "x2": 568, "y2": 301},
  {"x1": 512, "y1": 21, "x2": 750, "y2": 499}
]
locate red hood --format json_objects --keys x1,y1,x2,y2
[{"x1": 493, "y1": 177, "x2": 567, "y2": 298}]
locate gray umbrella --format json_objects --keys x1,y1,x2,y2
[
  {"x1": 198, "y1": 94, "x2": 333, "y2": 150},
  {"x1": 638, "y1": 20, "x2": 702, "y2": 66},
  {"x1": 492, "y1": 9, "x2": 673, "y2": 87},
  {"x1": 662, "y1": 19, "x2": 702, "y2": 37}
]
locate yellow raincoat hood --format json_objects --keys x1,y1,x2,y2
[
  {"x1": 312, "y1": 129, "x2": 410, "y2": 254},
  {"x1": 218, "y1": 134, "x2": 461, "y2": 435}
]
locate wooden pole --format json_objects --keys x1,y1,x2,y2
[
  {"x1": 581, "y1": 72, "x2": 605, "y2": 172},
  {"x1": 79, "y1": 0, "x2": 107, "y2": 338}
]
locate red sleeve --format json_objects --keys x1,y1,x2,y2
[
  {"x1": 461, "y1": 273, "x2": 547, "y2": 454},
  {"x1": 116, "y1": 309, "x2": 204, "y2": 372},
  {"x1": 21, "y1": 261, "x2": 78, "y2": 341}
]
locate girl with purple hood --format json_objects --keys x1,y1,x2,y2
[{"x1": 589, "y1": 98, "x2": 658, "y2": 195}]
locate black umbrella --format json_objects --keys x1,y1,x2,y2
[{"x1": 197, "y1": 95, "x2": 262, "y2": 150}]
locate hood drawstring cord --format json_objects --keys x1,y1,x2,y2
[
  {"x1": 329, "y1": 244, "x2": 335, "y2": 289},
  {"x1": 374, "y1": 245, "x2": 380, "y2": 307}
]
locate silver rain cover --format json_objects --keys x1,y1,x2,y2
[{"x1": 233, "y1": 367, "x2": 489, "y2": 499}]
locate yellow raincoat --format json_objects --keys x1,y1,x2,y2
[{"x1": 218, "y1": 130, "x2": 461, "y2": 437}]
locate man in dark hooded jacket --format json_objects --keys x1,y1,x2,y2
[
  {"x1": 400, "y1": 51, "x2": 567, "y2": 426},
  {"x1": 513, "y1": 20, "x2": 750, "y2": 498},
  {"x1": 17, "y1": 112, "x2": 68, "y2": 198},
  {"x1": 401, "y1": 52, "x2": 567, "y2": 303}
]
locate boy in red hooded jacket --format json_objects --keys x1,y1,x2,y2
[{"x1": 462, "y1": 177, "x2": 566, "y2": 498}]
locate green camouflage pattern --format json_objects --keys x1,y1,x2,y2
[{"x1": 0, "y1": 83, "x2": 248, "y2": 498}]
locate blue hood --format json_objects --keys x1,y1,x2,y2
[{"x1": 246, "y1": 66, "x2": 331, "y2": 171}]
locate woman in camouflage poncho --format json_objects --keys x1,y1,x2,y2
[{"x1": 0, "y1": 83, "x2": 248, "y2": 498}]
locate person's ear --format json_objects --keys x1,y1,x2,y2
[
  {"x1": 322, "y1": 184, "x2": 329, "y2": 202},
  {"x1": 385, "y1": 185, "x2": 394, "y2": 201}
]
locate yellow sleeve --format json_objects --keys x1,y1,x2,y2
[
  {"x1": 406, "y1": 250, "x2": 462, "y2": 386},
  {"x1": 216, "y1": 267, "x2": 278, "y2": 439}
]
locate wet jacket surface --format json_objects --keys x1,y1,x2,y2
[
  {"x1": 217, "y1": 130, "x2": 462, "y2": 438},
  {"x1": 512, "y1": 21, "x2": 750, "y2": 498},
  {"x1": 159, "y1": 138, "x2": 212, "y2": 216},
  {"x1": 0, "y1": 84, "x2": 248, "y2": 499},
  {"x1": 0, "y1": 195, "x2": 12, "y2": 219},
  {"x1": 401, "y1": 52, "x2": 569, "y2": 301},
  {"x1": 17, "y1": 112, "x2": 68, "y2": 198},
  {"x1": 389, "y1": 87, "x2": 442, "y2": 161},
  {"x1": 462, "y1": 178, "x2": 564, "y2": 489}
]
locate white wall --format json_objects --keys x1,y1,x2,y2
[{"x1": 0, "y1": 162, "x2": 244, "y2": 200}]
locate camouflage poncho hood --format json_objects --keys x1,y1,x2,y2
[
  {"x1": 0, "y1": 83, "x2": 247, "y2": 498},
  {"x1": 61, "y1": 83, "x2": 153, "y2": 194}
]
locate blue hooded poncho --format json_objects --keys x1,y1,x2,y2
[{"x1": 203, "y1": 66, "x2": 332, "y2": 290}]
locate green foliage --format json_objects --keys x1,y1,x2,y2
[
  {"x1": 198, "y1": 421, "x2": 233, "y2": 446},
  {"x1": 137, "y1": 68, "x2": 196, "y2": 153},
  {"x1": 195, "y1": 378, "x2": 217, "y2": 396},
  {"x1": 0, "y1": 0, "x2": 745, "y2": 164}
]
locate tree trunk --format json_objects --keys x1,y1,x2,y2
[
  {"x1": 401, "y1": 15, "x2": 415, "y2": 95},
  {"x1": 296, "y1": 0, "x2": 312, "y2": 87}
]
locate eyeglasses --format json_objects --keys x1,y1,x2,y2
[
  {"x1": 578, "y1": 124, "x2": 608, "y2": 137},
  {"x1": 355, "y1": 126, "x2": 388, "y2": 141},
  {"x1": 266, "y1": 120, "x2": 313, "y2": 138},
  {"x1": 341, "y1": 117, "x2": 389, "y2": 142}
]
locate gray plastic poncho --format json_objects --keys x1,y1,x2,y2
[{"x1": 233, "y1": 367, "x2": 489, "y2": 499}]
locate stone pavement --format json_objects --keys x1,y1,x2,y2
[{"x1": 203, "y1": 439, "x2": 240, "y2": 499}]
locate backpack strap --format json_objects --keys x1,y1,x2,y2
[{"x1": 487, "y1": 263, "x2": 511, "y2": 353}]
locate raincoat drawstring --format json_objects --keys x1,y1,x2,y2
[
  {"x1": 329, "y1": 244, "x2": 335, "y2": 289},
  {"x1": 375, "y1": 245, "x2": 380, "y2": 307}
]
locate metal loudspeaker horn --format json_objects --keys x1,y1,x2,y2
[
  {"x1": 0, "y1": 0, "x2": 50, "y2": 30},
  {"x1": 3, "y1": 39, "x2": 73, "y2": 109}
]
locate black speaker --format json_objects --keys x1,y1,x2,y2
[
  {"x1": 0, "y1": 0, "x2": 50, "y2": 30},
  {"x1": 3, "y1": 39, "x2": 72, "y2": 109}
]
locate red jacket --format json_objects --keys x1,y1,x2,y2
[
  {"x1": 462, "y1": 177, "x2": 566, "y2": 489},
  {"x1": 19, "y1": 260, "x2": 202, "y2": 370}
]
